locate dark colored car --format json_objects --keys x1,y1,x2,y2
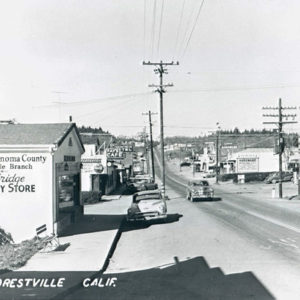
[
  {"x1": 180, "y1": 161, "x2": 191, "y2": 167},
  {"x1": 186, "y1": 180, "x2": 214, "y2": 201},
  {"x1": 264, "y1": 172, "x2": 293, "y2": 184}
]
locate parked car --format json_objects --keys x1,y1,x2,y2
[
  {"x1": 127, "y1": 175, "x2": 157, "y2": 192},
  {"x1": 127, "y1": 190, "x2": 167, "y2": 222},
  {"x1": 203, "y1": 172, "x2": 216, "y2": 178},
  {"x1": 186, "y1": 180, "x2": 214, "y2": 201},
  {"x1": 180, "y1": 161, "x2": 191, "y2": 167},
  {"x1": 264, "y1": 172, "x2": 293, "y2": 184}
]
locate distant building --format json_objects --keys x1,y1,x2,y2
[
  {"x1": 225, "y1": 148, "x2": 288, "y2": 173},
  {"x1": 80, "y1": 133, "x2": 118, "y2": 195}
]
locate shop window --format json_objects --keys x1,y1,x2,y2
[{"x1": 58, "y1": 175, "x2": 74, "y2": 208}]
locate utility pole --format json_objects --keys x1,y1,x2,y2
[
  {"x1": 215, "y1": 123, "x2": 221, "y2": 184},
  {"x1": 263, "y1": 98, "x2": 297, "y2": 198},
  {"x1": 142, "y1": 110, "x2": 157, "y2": 181},
  {"x1": 143, "y1": 60, "x2": 179, "y2": 198}
]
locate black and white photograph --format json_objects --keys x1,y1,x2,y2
[{"x1": 1, "y1": 1, "x2": 300, "y2": 299}]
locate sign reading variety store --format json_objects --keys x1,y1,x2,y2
[{"x1": 0, "y1": 154, "x2": 48, "y2": 193}]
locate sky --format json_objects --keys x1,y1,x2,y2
[{"x1": 1, "y1": 0, "x2": 300, "y2": 138}]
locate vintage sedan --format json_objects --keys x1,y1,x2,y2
[
  {"x1": 264, "y1": 172, "x2": 293, "y2": 184},
  {"x1": 127, "y1": 175, "x2": 158, "y2": 192},
  {"x1": 186, "y1": 180, "x2": 214, "y2": 201},
  {"x1": 127, "y1": 190, "x2": 167, "y2": 222}
]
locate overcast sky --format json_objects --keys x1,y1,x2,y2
[{"x1": 1, "y1": 0, "x2": 300, "y2": 138}]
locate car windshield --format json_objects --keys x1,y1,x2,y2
[
  {"x1": 192, "y1": 181, "x2": 209, "y2": 186},
  {"x1": 134, "y1": 193, "x2": 161, "y2": 202}
]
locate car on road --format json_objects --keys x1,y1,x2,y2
[
  {"x1": 186, "y1": 180, "x2": 214, "y2": 201},
  {"x1": 264, "y1": 172, "x2": 293, "y2": 184},
  {"x1": 180, "y1": 161, "x2": 191, "y2": 167},
  {"x1": 127, "y1": 175, "x2": 158, "y2": 192},
  {"x1": 127, "y1": 190, "x2": 167, "y2": 222}
]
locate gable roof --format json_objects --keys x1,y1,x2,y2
[{"x1": 0, "y1": 123, "x2": 84, "y2": 150}]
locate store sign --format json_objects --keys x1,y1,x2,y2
[
  {"x1": 0, "y1": 154, "x2": 48, "y2": 193},
  {"x1": 107, "y1": 145, "x2": 133, "y2": 159},
  {"x1": 107, "y1": 148, "x2": 126, "y2": 159},
  {"x1": 0, "y1": 152, "x2": 53, "y2": 242},
  {"x1": 237, "y1": 157, "x2": 259, "y2": 173},
  {"x1": 81, "y1": 158, "x2": 103, "y2": 173}
]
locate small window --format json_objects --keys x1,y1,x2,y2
[{"x1": 68, "y1": 137, "x2": 73, "y2": 147}]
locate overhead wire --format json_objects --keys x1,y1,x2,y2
[
  {"x1": 143, "y1": 0, "x2": 147, "y2": 60},
  {"x1": 180, "y1": 0, "x2": 205, "y2": 60},
  {"x1": 173, "y1": 0, "x2": 186, "y2": 60},
  {"x1": 150, "y1": 0, "x2": 157, "y2": 60},
  {"x1": 156, "y1": 0, "x2": 165, "y2": 60},
  {"x1": 176, "y1": 0, "x2": 199, "y2": 60},
  {"x1": 33, "y1": 92, "x2": 153, "y2": 108},
  {"x1": 75, "y1": 97, "x2": 142, "y2": 122}
]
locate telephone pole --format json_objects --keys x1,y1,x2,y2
[
  {"x1": 142, "y1": 110, "x2": 157, "y2": 181},
  {"x1": 215, "y1": 123, "x2": 221, "y2": 184},
  {"x1": 263, "y1": 98, "x2": 297, "y2": 198},
  {"x1": 143, "y1": 60, "x2": 179, "y2": 198}
]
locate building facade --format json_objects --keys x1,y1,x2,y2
[{"x1": 0, "y1": 123, "x2": 84, "y2": 242}]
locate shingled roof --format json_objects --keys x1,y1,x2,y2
[{"x1": 0, "y1": 123, "x2": 84, "y2": 149}]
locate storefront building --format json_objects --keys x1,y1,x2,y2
[
  {"x1": 0, "y1": 123, "x2": 84, "y2": 242},
  {"x1": 227, "y1": 148, "x2": 288, "y2": 173}
]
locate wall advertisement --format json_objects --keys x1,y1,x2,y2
[{"x1": 0, "y1": 152, "x2": 52, "y2": 242}]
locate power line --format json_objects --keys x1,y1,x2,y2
[
  {"x1": 180, "y1": 0, "x2": 205, "y2": 60},
  {"x1": 34, "y1": 92, "x2": 153, "y2": 108},
  {"x1": 150, "y1": 0, "x2": 157, "y2": 60},
  {"x1": 171, "y1": 84, "x2": 300, "y2": 93},
  {"x1": 156, "y1": 0, "x2": 165, "y2": 59},
  {"x1": 173, "y1": 0, "x2": 186, "y2": 60},
  {"x1": 177, "y1": 0, "x2": 198, "y2": 60},
  {"x1": 143, "y1": 0, "x2": 147, "y2": 60},
  {"x1": 75, "y1": 97, "x2": 141, "y2": 121}
]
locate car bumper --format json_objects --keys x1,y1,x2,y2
[
  {"x1": 192, "y1": 193, "x2": 214, "y2": 198},
  {"x1": 127, "y1": 212, "x2": 167, "y2": 222}
]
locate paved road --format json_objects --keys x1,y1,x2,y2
[{"x1": 104, "y1": 151, "x2": 300, "y2": 300}]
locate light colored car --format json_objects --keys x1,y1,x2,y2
[
  {"x1": 127, "y1": 190, "x2": 167, "y2": 222},
  {"x1": 186, "y1": 180, "x2": 214, "y2": 201},
  {"x1": 128, "y1": 175, "x2": 157, "y2": 191}
]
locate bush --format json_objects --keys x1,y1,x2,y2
[
  {"x1": 218, "y1": 172, "x2": 274, "y2": 183},
  {"x1": 0, "y1": 228, "x2": 13, "y2": 246},
  {"x1": 81, "y1": 191, "x2": 102, "y2": 204},
  {"x1": 0, "y1": 238, "x2": 40, "y2": 270}
]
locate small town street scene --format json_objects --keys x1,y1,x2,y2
[{"x1": 1, "y1": 1, "x2": 300, "y2": 299}]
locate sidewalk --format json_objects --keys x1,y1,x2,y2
[{"x1": 18, "y1": 194, "x2": 132, "y2": 272}]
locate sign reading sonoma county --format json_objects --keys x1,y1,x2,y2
[
  {"x1": 0, "y1": 153, "x2": 53, "y2": 242},
  {"x1": 0, "y1": 155, "x2": 48, "y2": 193}
]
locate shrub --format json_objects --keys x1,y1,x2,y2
[
  {"x1": 81, "y1": 191, "x2": 102, "y2": 204},
  {"x1": 0, "y1": 228, "x2": 13, "y2": 246},
  {"x1": 218, "y1": 172, "x2": 274, "y2": 183}
]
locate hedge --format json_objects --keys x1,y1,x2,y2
[
  {"x1": 218, "y1": 172, "x2": 274, "y2": 183},
  {"x1": 81, "y1": 191, "x2": 102, "y2": 204}
]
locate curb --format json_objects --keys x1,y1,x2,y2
[
  {"x1": 49, "y1": 216, "x2": 125, "y2": 300},
  {"x1": 101, "y1": 216, "x2": 125, "y2": 272}
]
